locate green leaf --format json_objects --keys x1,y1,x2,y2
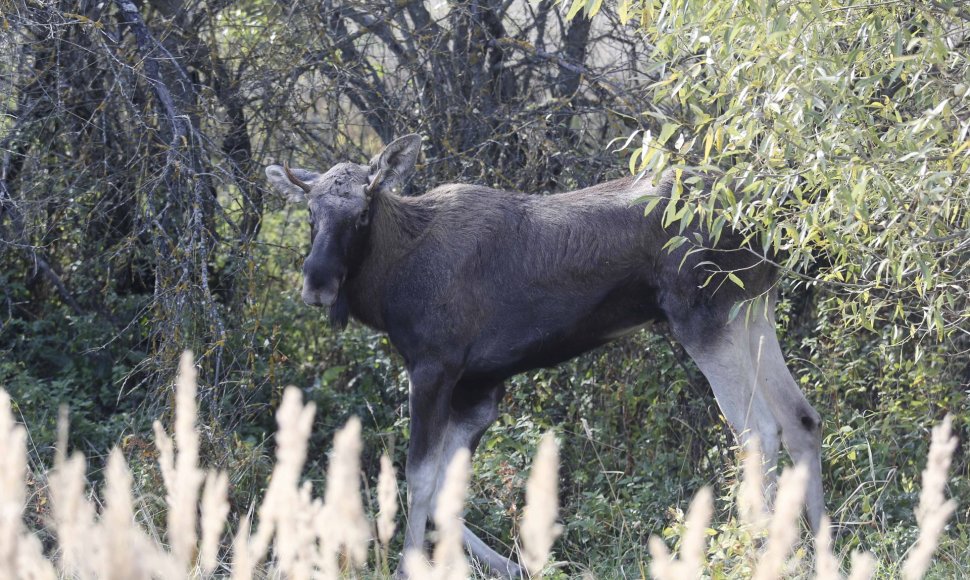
[
  {"x1": 566, "y1": 0, "x2": 585, "y2": 21},
  {"x1": 657, "y1": 122, "x2": 679, "y2": 146},
  {"x1": 615, "y1": 0, "x2": 970, "y2": 343},
  {"x1": 629, "y1": 147, "x2": 642, "y2": 174},
  {"x1": 642, "y1": 196, "x2": 663, "y2": 217}
]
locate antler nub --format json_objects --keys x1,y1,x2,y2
[
  {"x1": 366, "y1": 168, "x2": 384, "y2": 198},
  {"x1": 283, "y1": 162, "x2": 312, "y2": 194}
]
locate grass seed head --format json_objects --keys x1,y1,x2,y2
[
  {"x1": 200, "y1": 470, "x2": 230, "y2": 574},
  {"x1": 740, "y1": 436, "x2": 768, "y2": 532},
  {"x1": 753, "y1": 463, "x2": 808, "y2": 580},
  {"x1": 250, "y1": 386, "x2": 316, "y2": 566},
  {"x1": 170, "y1": 350, "x2": 205, "y2": 570},
  {"x1": 520, "y1": 431, "x2": 562, "y2": 575},
  {"x1": 103, "y1": 447, "x2": 136, "y2": 580},
  {"x1": 901, "y1": 414, "x2": 958, "y2": 580},
  {"x1": 847, "y1": 550, "x2": 876, "y2": 580},
  {"x1": 322, "y1": 416, "x2": 370, "y2": 569},
  {"x1": 646, "y1": 487, "x2": 712, "y2": 579},
  {"x1": 0, "y1": 390, "x2": 26, "y2": 575},
  {"x1": 431, "y1": 449, "x2": 471, "y2": 580},
  {"x1": 377, "y1": 454, "x2": 398, "y2": 548},
  {"x1": 813, "y1": 515, "x2": 843, "y2": 580}
]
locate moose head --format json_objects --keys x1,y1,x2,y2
[{"x1": 265, "y1": 135, "x2": 422, "y2": 324}]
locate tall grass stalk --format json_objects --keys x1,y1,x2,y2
[
  {"x1": 519, "y1": 431, "x2": 562, "y2": 575},
  {"x1": 319, "y1": 416, "x2": 370, "y2": 575},
  {"x1": 250, "y1": 386, "x2": 316, "y2": 573},
  {"x1": 170, "y1": 352, "x2": 205, "y2": 570},
  {"x1": 200, "y1": 470, "x2": 230, "y2": 574},
  {"x1": 753, "y1": 463, "x2": 809, "y2": 580},
  {"x1": 376, "y1": 454, "x2": 399, "y2": 569},
  {"x1": 813, "y1": 515, "x2": 841, "y2": 580},
  {"x1": 0, "y1": 352, "x2": 960, "y2": 579},
  {"x1": 0, "y1": 391, "x2": 56, "y2": 580},
  {"x1": 901, "y1": 414, "x2": 958, "y2": 579},
  {"x1": 739, "y1": 437, "x2": 769, "y2": 532},
  {"x1": 847, "y1": 550, "x2": 877, "y2": 580},
  {"x1": 648, "y1": 485, "x2": 714, "y2": 579},
  {"x1": 0, "y1": 391, "x2": 27, "y2": 575}
]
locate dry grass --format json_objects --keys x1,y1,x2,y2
[
  {"x1": 520, "y1": 431, "x2": 562, "y2": 575},
  {"x1": 643, "y1": 417, "x2": 959, "y2": 580},
  {"x1": 901, "y1": 415, "x2": 958, "y2": 580},
  {"x1": 0, "y1": 352, "x2": 960, "y2": 579}
]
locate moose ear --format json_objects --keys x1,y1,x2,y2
[
  {"x1": 265, "y1": 165, "x2": 318, "y2": 202},
  {"x1": 368, "y1": 134, "x2": 422, "y2": 195}
]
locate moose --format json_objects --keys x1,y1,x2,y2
[{"x1": 265, "y1": 135, "x2": 824, "y2": 577}]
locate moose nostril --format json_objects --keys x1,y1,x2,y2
[{"x1": 303, "y1": 262, "x2": 332, "y2": 292}]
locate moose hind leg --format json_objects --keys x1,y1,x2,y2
[
  {"x1": 672, "y1": 315, "x2": 783, "y2": 506},
  {"x1": 748, "y1": 310, "x2": 824, "y2": 532}
]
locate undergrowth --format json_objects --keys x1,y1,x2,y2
[{"x1": 0, "y1": 352, "x2": 962, "y2": 579}]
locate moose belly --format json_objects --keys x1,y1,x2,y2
[{"x1": 463, "y1": 283, "x2": 665, "y2": 383}]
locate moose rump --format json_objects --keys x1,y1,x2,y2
[{"x1": 266, "y1": 135, "x2": 824, "y2": 578}]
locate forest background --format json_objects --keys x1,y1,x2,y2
[{"x1": 0, "y1": 0, "x2": 968, "y2": 576}]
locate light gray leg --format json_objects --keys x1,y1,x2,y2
[
  {"x1": 399, "y1": 363, "x2": 456, "y2": 576},
  {"x1": 675, "y1": 315, "x2": 783, "y2": 517},
  {"x1": 677, "y1": 317, "x2": 781, "y2": 459},
  {"x1": 403, "y1": 450, "x2": 441, "y2": 557},
  {"x1": 464, "y1": 527, "x2": 524, "y2": 578},
  {"x1": 428, "y1": 387, "x2": 525, "y2": 578},
  {"x1": 749, "y1": 324, "x2": 783, "y2": 502},
  {"x1": 747, "y1": 308, "x2": 824, "y2": 531}
]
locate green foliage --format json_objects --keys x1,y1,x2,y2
[
  {"x1": 574, "y1": 0, "x2": 970, "y2": 343},
  {"x1": 3, "y1": 1, "x2": 968, "y2": 576},
  {"x1": 0, "y1": 308, "x2": 149, "y2": 464},
  {"x1": 487, "y1": 289, "x2": 968, "y2": 577}
]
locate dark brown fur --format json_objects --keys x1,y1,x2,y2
[{"x1": 265, "y1": 135, "x2": 821, "y2": 577}]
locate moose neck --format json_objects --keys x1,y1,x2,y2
[{"x1": 344, "y1": 190, "x2": 432, "y2": 330}]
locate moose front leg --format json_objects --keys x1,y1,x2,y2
[
  {"x1": 402, "y1": 368, "x2": 452, "y2": 554},
  {"x1": 400, "y1": 369, "x2": 524, "y2": 578},
  {"x1": 673, "y1": 307, "x2": 824, "y2": 533},
  {"x1": 432, "y1": 383, "x2": 524, "y2": 578},
  {"x1": 399, "y1": 361, "x2": 459, "y2": 575}
]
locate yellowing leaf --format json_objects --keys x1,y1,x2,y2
[
  {"x1": 629, "y1": 147, "x2": 642, "y2": 174},
  {"x1": 566, "y1": 0, "x2": 585, "y2": 21},
  {"x1": 618, "y1": 0, "x2": 632, "y2": 24},
  {"x1": 642, "y1": 1, "x2": 658, "y2": 28}
]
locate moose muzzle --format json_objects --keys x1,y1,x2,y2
[{"x1": 301, "y1": 255, "x2": 342, "y2": 307}]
